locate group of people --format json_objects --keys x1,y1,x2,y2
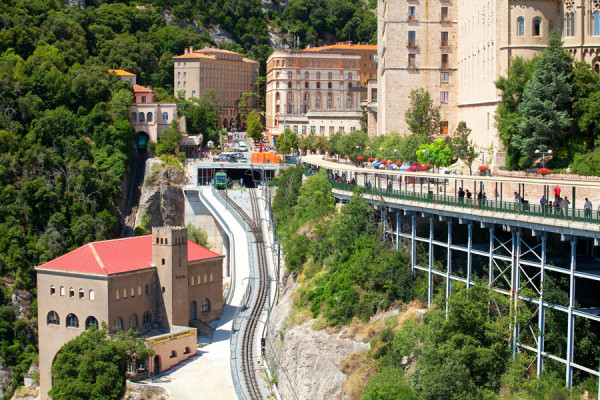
[{"x1": 457, "y1": 187, "x2": 487, "y2": 204}]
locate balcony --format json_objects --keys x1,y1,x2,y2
[
  {"x1": 407, "y1": 41, "x2": 418, "y2": 48},
  {"x1": 408, "y1": 15, "x2": 416, "y2": 21},
  {"x1": 440, "y1": 63, "x2": 449, "y2": 70}
]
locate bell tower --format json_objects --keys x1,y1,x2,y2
[{"x1": 152, "y1": 226, "x2": 189, "y2": 328}]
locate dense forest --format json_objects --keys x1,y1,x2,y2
[
  {"x1": 272, "y1": 166, "x2": 599, "y2": 400},
  {"x1": 0, "y1": 0, "x2": 376, "y2": 397}
]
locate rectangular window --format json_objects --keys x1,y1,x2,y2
[
  {"x1": 440, "y1": 72, "x2": 449, "y2": 83},
  {"x1": 192, "y1": 90, "x2": 196, "y2": 97},
  {"x1": 177, "y1": 71, "x2": 180, "y2": 78},
  {"x1": 441, "y1": 6, "x2": 448, "y2": 21},
  {"x1": 282, "y1": 60, "x2": 286, "y2": 67},
  {"x1": 320, "y1": 126, "x2": 325, "y2": 134},
  {"x1": 408, "y1": 54, "x2": 416, "y2": 67},
  {"x1": 329, "y1": 126, "x2": 335, "y2": 135},
  {"x1": 141, "y1": 96, "x2": 146, "y2": 103},
  {"x1": 441, "y1": 31, "x2": 449, "y2": 46},
  {"x1": 440, "y1": 121, "x2": 449, "y2": 135},
  {"x1": 440, "y1": 91, "x2": 449, "y2": 103},
  {"x1": 441, "y1": 54, "x2": 448, "y2": 68},
  {"x1": 408, "y1": 6, "x2": 416, "y2": 20},
  {"x1": 408, "y1": 31, "x2": 416, "y2": 47},
  {"x1": 305, "y1": 60, "x2": 308, "y2": 66}
]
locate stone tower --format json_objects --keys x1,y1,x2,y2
[{"x1": 152, "y1": 226, "x2": 189, "y2": 328}]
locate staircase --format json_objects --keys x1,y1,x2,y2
[{"x1": 189, "y1": 319, "x2": 216, "y2": 341}]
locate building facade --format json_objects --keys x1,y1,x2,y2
[
  {"x1": 265, "y1": 49, "x2": 366, "y2": 143},
  {"x1": 378, "y1": 0, "x2": 458, "y2": 138},
  {"x1": 173, "y1": 46, "x2": 259, "y2": 129},
  {"x1": 379, "y1": 0, "x2": 600, "y2": 163},
  {"x1": 36, "y1": 226, "x2": 224, "y2": 400},
  {"x1": 129, "y1": 84, "x2": 179, "y2": 144},
  {"x1": 305, "y1": 43, "x2": 378, "y2": 87}
]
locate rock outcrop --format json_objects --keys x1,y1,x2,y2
[
  {"x1": 135, "y1": 159, "x2": 185, "y2": 229},
  {"x1": 267, "y1": 275, "x2": 369, "y2": 400}
]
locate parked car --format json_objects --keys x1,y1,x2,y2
[{"x1": 239, "y1": 157, "x2": 248, "y2": 163}]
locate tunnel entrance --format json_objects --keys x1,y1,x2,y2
[{"x1": 196, "y1": 167, "x2": 275, "y2": 188}]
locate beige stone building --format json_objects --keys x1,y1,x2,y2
[
  {"x1": 36, "y1": 226, "x2": 224, "y2": 400},
  {"x1": 378, "y1": 0, "x2": 458, "y2": 138},
  {"x1": 173, "y1": 46, "x2": 259, "y2": 129},
  {"x1": 129, "y1": 84, "x2": 180, "y2": 145},
  {"x1": 379, "y1": 0, "x2": 600, "y2": 163},
  {"x1": 265, "y1": 48, "x2": 368, "y2": 144}
]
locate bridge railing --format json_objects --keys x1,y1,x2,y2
[{"x1": 329, "y1": 181, "x2": 600, "y2": 224}]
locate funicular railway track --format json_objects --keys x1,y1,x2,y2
[{"x1": 219, "y1": 188, "x2": 269, "y2": 400}]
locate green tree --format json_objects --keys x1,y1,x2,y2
[
  {"x1": 416, "y1": 139, "x2": 454, "y2": 168},
  {"x1": 187, "y1": 223, "x2": 210, "y2": 248},
  {"x1": 275, "y1": 129, "x2": 298, "y2": 155},
  {"x1": 495, "y1": 56, "x2": 538, "y2": 169},
  {"x1": 515, "y1": 30, "x2": 573, "y2": 168},
  {"x1": 405, "y1": 88, "x2": 441, "y2": 142},
  {"x1": 156, "y1": 121, "x2": 182, "y2": 156},
  {"x1": 450, "y1": 122, "x2": 478, "y2": 175},
  {"x1": 49, "y1": 324, "x2": 153, "y2": 400},
  {"x1": 246, "y1": 110, "x2": 264, "y2": 143}
]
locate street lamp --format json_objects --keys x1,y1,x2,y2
[
  {"x1": 356, "y1": 145, "x2": 362, "y2": 157},
  {"x1": 379, "y1": 147, "x2": 386, "y2": 161},
  {"x1": 535, "y1": 149, "x2": 553, "y2": 168},
  {"x1": 394, "y1": 148, "x2": 398, "y2": 162},
  {"x1": 367, "y1": 146, "x2": 372, "y2": 158}
]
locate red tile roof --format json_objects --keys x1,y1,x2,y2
[
  {"x1": 37, "y1": 236, "x2": 222, "y2": 275},
  {"x1": 305, "y1": 44, "x2": 377, "y2": 52},
  {"x1": 133, "y1": 84, "x2": 152, "y2": 93}
]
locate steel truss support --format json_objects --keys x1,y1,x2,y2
[
  {"x1": 537, "y1": 233, "x2": 547, "y2": 377},
  {"x1": 446, "y1": 218, "x2": 452, "y2": 317},
  {"x1": 566, "y1": 238, "x2": 577, "y2": 387},
  {"x1": 395, "y1": 211, "x2": 400, "y2": 250},
  {"x1": 428, "y1": 216, "x2": 434, "y2": 308}
]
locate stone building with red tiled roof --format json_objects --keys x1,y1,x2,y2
[{"x1": 36, "y1": 226, "x2": 224, "y2": 399}]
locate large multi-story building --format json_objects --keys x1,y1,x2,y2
[
  {"x1": 265, "y1": 48, "x2": 369, "y2": 143},
  {"x1": 305, "y1": 43, "x2": 378, "y2": 87},
  {"x1": 378, "y1": 0, "x2": 458, "y2": 138},
  {"x1": 379, "y1": 0, "x2": 600, "y2": 162},
  {"x1": 173, "y1": 46, "x2": 259, "y2": 129},
  {"x1": 36, "y1": 226, "x2": 224, "y2": 400}
]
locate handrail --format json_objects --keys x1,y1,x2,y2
[{"x1": 325, "y1": 179, "x2": 600, "y2": 225}]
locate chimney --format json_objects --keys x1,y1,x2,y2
[
  {"x1": 184, "y1": 48, "x2": 188, "y2": 54},
  {"x1": 189, "y1": 46, "x2": 194, "y2": 53}
]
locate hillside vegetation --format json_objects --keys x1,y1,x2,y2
[
  {"x1": 0, "y1": 1, "x2": 375, "y2": 396},
  {"x1": 272, "y1": 166, "x2": 598, "y2": 400}
]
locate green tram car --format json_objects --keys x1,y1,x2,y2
[{"x1": 215, "y1": 171, "x2": 227, "y2": 190}]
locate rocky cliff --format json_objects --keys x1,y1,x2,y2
[
  {"x1": 267, "y1": 275, "x2": 370, "y2": 400},
  {"x1": 135, "y1": 159, "x2": 185, "y2": 229}
]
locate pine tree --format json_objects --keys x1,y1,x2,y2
[{"x1": 515, "y1": 29, "x2": 573, "y2": 168}]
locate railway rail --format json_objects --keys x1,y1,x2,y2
[{"x1": 219, "y1": 188, "x2": 269, "y2": 400}]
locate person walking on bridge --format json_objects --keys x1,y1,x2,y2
[
  {"x1": 585, "y1": 198, "x2": 592, "y2": 221},
  {"x1": 554, "y1": 185, "x2": 561, "y2": 203}
]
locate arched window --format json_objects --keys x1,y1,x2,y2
[
  {"x1": 85, "y1": 316, "x2": 98, "y2": 330},
  {"x1": 533, "y1": 18, "x2": 541, "y2": 36},
  {"x1": 328, "y1": 72, "x2": 332, "y2": 79},
  {"x1": 162, "y1": 112, "x2": 168, "y2": 121},
  {"x1": 316, "y1": 72, "x2": 321, "y2": 79},
  {"x1": 316, "y1": 93, "x2": 321, "y2": 109},
  {"x1": 276, "y1": 60, "x2": 280, "y2": 67},
  {"x1": 276, "y1": 72, "x2": 280, "y2": 79},
  {"x1": 210, "y1": 273, "x2": 214, "y2": 282},
  {"x1": 122, "y1": 288, "x2": 127, "y2": 299},
  {"x1": 288, "y1": 82, "x2": 292, "y2": 89},
  {"x1": 347, "y1": 94, "x2": 353, "y2": 108},
  {"x1": 129, "y1": 313, "x2": 138, "y2": 330},
  {"x1": 327, "y1": 93, "x2": 333, "y2": 109},
  {"x1": 201, "y1": 298, "x2": 211, "y2": 312},
  {"x1": 77, "y1": 288, "x2": 84, "y2": 299},
  {"x1": 50, "y1": 285, "x2": 56, "y2": 295},
  {"x1": 316, "y1": 82, "x2": 321, "y2": 89},
  {"x1": 113, "y1": 317, "x2": 124, "y2": 332},
  {"x1": 276, "y1": 92, "x2": 280, "y2": 101},
  {"x1": 138, "y1": 286, "x2": 142, "y2": 296},
  {"x1": 204, "y1": 274, "x2": 208, "y2": 283},
  {"x1": 116, "y1": 290, "x2": 120, "y2": 300},
  {"x1": 131, "y1": 112, "x2": 137, "y2": 122},
  {"x1": 595, "y1": 11, "x2": 600, "y2": 36},
  {"x1": 304, "y1": 72, "x2": 309, "y2": 79},
  {"x1": 170, "y1": 350, "x2": 177, "y2": 358},
  {"x1": 287, "y1": 71, "x2": 292, "y2": 79},
  {"x1": 143, "y1": 311, "x2": 152, "y2": 327},
  {"x1": 47, "y1": 311, "x2": 60, "y2": 325},
  {"x1": 348, "y1": 82, "x2": 353, "y2": 88},
  {"x1": 517, "y1": 17, "x2": 524, "y2": 36},
  {"x1": 565, "y1": 12, "x2": 575, "y2": 36},
  {"x1": 66, "y1": 313, "x2": 79, "y2": 328},
  {"x1": 304, "y1": 82, "x2": 309, "y2": 89},
  {"x1": 328, "y1": 82, "x2": 332, "y2": 89},
  {"x1": 60, "y1": 286, "x2": 65, "y2": 296},
  {"x1": 190, "y1": 300, "x2": 197, "y2": 321},
  {"x1": 145, "y1": 284, "x2": 149, "y2": 295},
  {"x1": 276, "y1": 82, "x2": 279, "y2": 89},
  {"x1": 139, "y1": 112, "x2": 145, "y2": 122},
  {"x1": 147, "y1": 112, "x2": 153, "y2": 122},
  {"x1": 348, "y1": 72, "x2": 353, "y2": 80},
  {"x1": 304, "y1": 92, "x2": 309, "y2": 102},
  {"x1": 69, "y1": 287, "x2": 75, "y2": 298},
  {"x1": 130, "y1": 287, "x2": 135, "y2": 297},
  {"x1": 184, "y1": 347, "x2": 191, "y2": 354},
  {"x1": 89, "y1": 289, "x2": 95, "y2": 300}
]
